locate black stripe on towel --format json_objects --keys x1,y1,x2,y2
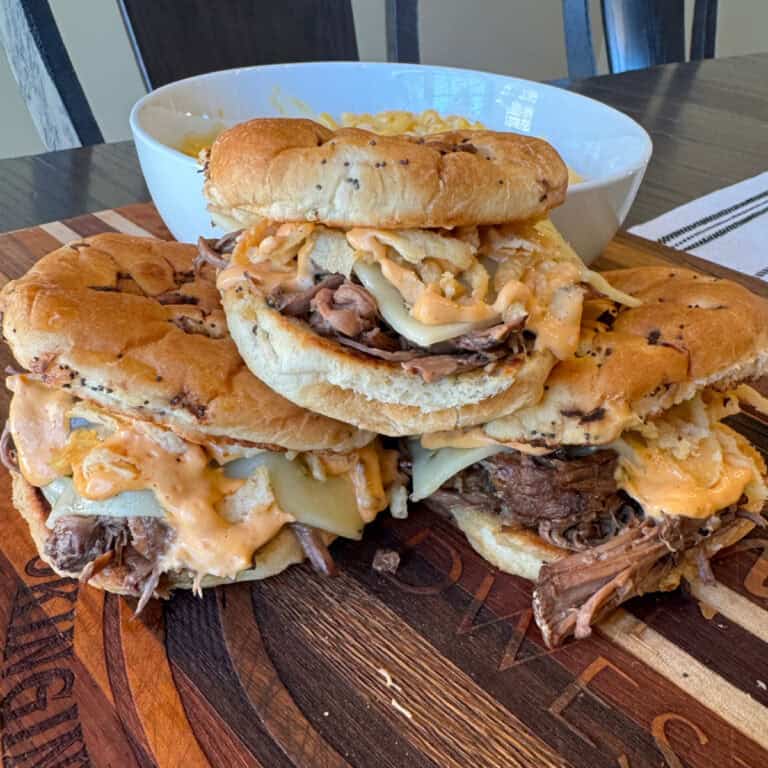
[
  {"x1": 684, "y1": 203, "x2": 768, "y2": 251},
  {"x1": 658, "y1": 188, "x2": 768, "y2": 245},
  {"x1": 673, "y1": 199, "x2": 768, "y2": 249}
]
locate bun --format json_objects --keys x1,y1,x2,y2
[
  {"x1": 0, "y1": 233, "x2": 371, "y2": 452},
  {"x1": 10, "y1": 471, "x2": 306, "y2": 594},
  {"x1": 204, "y1": 118, "x2": 568, "y2": 229},
  {"x1": 223, "y1": 281, "x2": 555, "y2": 436},
  {"x1": 482, "y1": 267, "x2": 768, "y2": 445},
  {"x1": 446, "y1": 502, "x2": 754, "y2": 584}
]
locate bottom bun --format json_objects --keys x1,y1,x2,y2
[
  {"x1": 11, "y1": 471, "x2": 307, "y2": 595},
  {"x1": 443, "y1": 504, "x2": 563, "y2": 581},
  {"x1": 444, "y1": 503, "x2": 753, "y2": 585}
]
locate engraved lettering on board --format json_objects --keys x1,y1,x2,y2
[
  {"x1": 388, "y1": 525, "x2": 557, "y2": 668},
  {"x1": 456, "y1": 571, "x2": 555, "y2": 669},
  {"x1": 651, "y1": 713, "x2": 708, "y2": 768},
  {"x1": 0, "y1": 557, "x2": 90, "y2": 767},
  {"x1": 387, "y1": 528, "x2": 463, "y2": 595},
  {"x1": 549, "y1": 655, "x2": 637, "y2": 761}
]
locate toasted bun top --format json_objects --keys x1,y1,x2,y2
[
  {"x1": 482, "y1": 267, "x2": 768, "y2": 445},
  {"x1": 203, "y1": 118, "x2": 568, "y2": 228},
  {"x1": 0, "y1": 233, "x2": 371, "y2": 451}
]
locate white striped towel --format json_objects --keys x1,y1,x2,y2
[{"x1": 629, "y1": 171, "x2": 768, "y2": 280}]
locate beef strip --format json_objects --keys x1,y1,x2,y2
[
  {"x1": 196, "y1": 230, "x2": 242, "y2": 272},
  {"x1": 336, "y1": 336, "x2": 422, "y2": 362},
  {"x1": 271, "y1": 274, "x2": 345, "y2": 316},
  {"x1": 402, "y1": 352, "x2": 501, "y2": 383},
  {"x1": 430, "y1": 320, "x2": 525, "y2": 353},
  {"x1": 269, "y1": 272, "x2": 527, "y2": 382},
  {"x1": 0, "y1": 422, "x2": 18, "y2": 472},
  {"x1": 533, "y1": 509, "x2": 740, "y2": 647},
  {"x1": 44, "y1": 513, "x2": 172, "y2": 610},
  {"x1": 310, "y1": 282, "x2": 378, "y2": 337},
  {"x1": 431, "y1": 449, "x2": 641, "y2": 551}
]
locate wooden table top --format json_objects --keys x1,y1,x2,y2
[{"x1": 1, "y1": 53, "x2": 767, "y2": 233}]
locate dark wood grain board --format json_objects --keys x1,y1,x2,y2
[{"x1": 0, "y1": 204, "x2": 767, "y2": 768}]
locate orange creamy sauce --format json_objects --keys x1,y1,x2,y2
[
  {"x1": 7, "y1": 376, "x2": 393, "y2": 579},
  {"x1": 220, "y1": 218, "x2": 588, "y2": 363}
]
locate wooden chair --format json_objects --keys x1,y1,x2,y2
[
  {"x1": 562, "y1": 0, "x2": 718, "y2": 80},
  {"x1": 0, "y1": 0, "x2": 414, "y2": 151},
  {"x1": 0, "y1": 0, "x2": 104, "y2": 150},
  {"x1": 0, "y1": 0, "x2": 717, "y2": 152}
]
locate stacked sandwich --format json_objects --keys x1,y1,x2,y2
[
  {"x1": 3, "y1": 118, "x2": 766, "y2": 648},
  {"x1": 0, "y1": 234, "x2": 402, "y2": 608}
]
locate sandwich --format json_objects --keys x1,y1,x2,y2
[
  {"x1": 407, "y1": 267, "x2": 768, "y2": 646},
  {"x1": 202, "y1": 118, "x2": 634, "y2": 435},
  {"x1": 0, "y1": 233, "x2": 403, "y2": 607}
]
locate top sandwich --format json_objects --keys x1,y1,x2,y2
[
  {"x1": 0, "y1": 234, "x2": 403, "y2": 605},
  {"x1": 203, "y1": 118, "x2": 634, "y2": 435}
]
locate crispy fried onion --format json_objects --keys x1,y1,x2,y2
[
  {"x1": 195, "y1": 230, "x2": 243, "y2": 272},
  {"x1": 0, "y1": 421, "x2": 18, "y2": 472},
  {"x1": 291, "y1": 523, "x2": 337, "y2": 576}
]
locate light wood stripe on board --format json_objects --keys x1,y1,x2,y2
[
  {"x1": 94, "y1": 209, "x2": 154, "y2": 237},
  {"x1": 600, "y1": 609, "x2": 768, "y2": 751},
  {"x1": 688, "y1": 579, "x2": 768, "y2": 645},
  {"x1": 39, "y1": 220, "x2": 82, "y2": 244}
]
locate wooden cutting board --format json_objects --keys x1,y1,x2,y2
[{"x1": 0, "y1": 203, "x2": 766, "y2": 768}]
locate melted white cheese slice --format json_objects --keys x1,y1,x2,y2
[
  {"x1": 353, "y1": 261, "x2": 487, "y2": 346},
  {"x1": 43, "y1": 452, "x2": 367, "y2": 541},
  {"x1": 225, "y1": 454, "x2": 365, "y2": 539},
  {"x1": 410, "y1": 440, "x2": 504, "y2": 501},
  {"x1": 43, "y1": 477, "x2": 162, "y2": 526}
]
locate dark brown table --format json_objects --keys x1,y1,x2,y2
[{"x1": 1, "y1": 53, "x2": 768, "y2": 233}]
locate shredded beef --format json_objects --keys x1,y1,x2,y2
[
  {"x1": 44, "y1": 513, "x2": 172, "y2": 610},
  {"x1": 269, "y1": 272, "x2": 528, "y2": 382},
  {"x1": 271, "y1": 274, "x2": 345, "y2": 316},
  {"x1": 336, "y1": 336, "x2": 421, "y2": 362},
  {"x1": 432, "y1": 449, "x2": 641, "y2": 551},
  {"x1": 402, "y1": 352, "x2": 501, "y2": 382},
  {"x1": 310, "y1": 282, "x2": 378, "y2": 337},
  {"x1": 533, "y1": 509, "x2": 740, "y2": 647},
  {"x1": 431, "y1": 320, "x2": 525, "y2": 353},
  {"x1": 422, "y1": 444, "x2": 756, "y2": 648}
]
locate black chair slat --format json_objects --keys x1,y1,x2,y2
[
  {"x1": 386, "y1": 0, "x2": 419, "y2": 64},
  {"x1": 117, "y1": 0, "x2": 360, "y2": 90},
  {"x1": 561, "y1": 0, "x2": 597, "y2": 80},
  {"x1": 0, "y1": 0, "x2": 103, "y2": 149},
  {"x1": 691, "y1": 0, "x2": 718, "y2": 60}
]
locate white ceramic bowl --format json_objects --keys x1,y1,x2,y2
[{"x1": 130, "y1": 62, "x2": 652, "y2": 263}]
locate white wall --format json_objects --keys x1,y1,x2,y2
[{"x1": 0, "y1": 0, "x2": 765, "y2": 160}]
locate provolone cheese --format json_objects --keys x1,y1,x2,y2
[
  {"x1": 353, "y1": 261, "x2": 485, "y2": 346},
  {"x1": 43, "y1": 477, "x2": 163, "y2": 527},
  {"x1": 225, "y1": 454, "x2": 365, "y2": 539},
  {"x1": 43, "y1": 449, "x2": 368, "y2": 542},
  {"x1": 410, "y1": 440, "x2": 503, "y2": 501}
]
